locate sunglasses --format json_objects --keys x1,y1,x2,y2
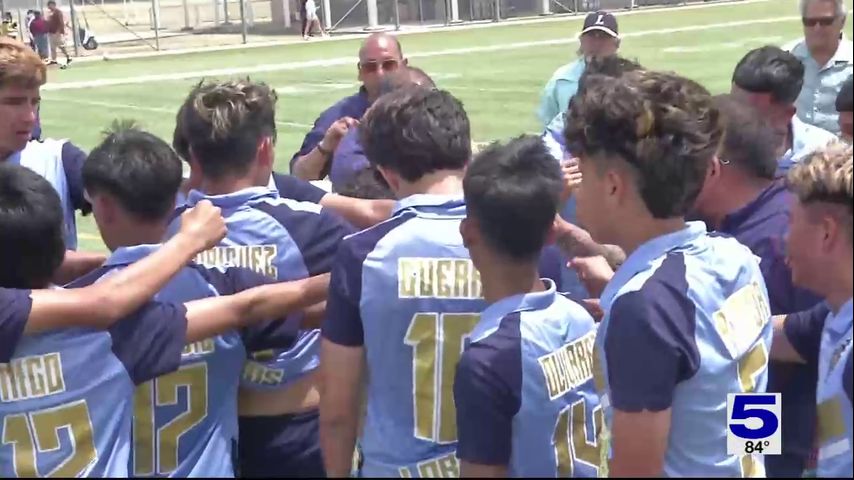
[
  {"x1": 358, "y1": 59, "x2": 401, "y2": 74},
  {"x1": 802, "y1": 16, "x2": 836, "y2": 27}
]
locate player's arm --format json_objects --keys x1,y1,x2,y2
[
  {"x1": 455, "y1": 337, "x2": 521, "y2": 479},
  {"x1": 554, "y1": 217, "x2": 625, "y2": 270},
  {"x1": 183, "y1": 273, "x2": 330, "y2": 343},
  {"x1": 605, "y1": 287, "x2": 700, "y2": 477},
  {"x1": 52, "y1": 250, "x2": 106, "y2": 284},
  {"x1": 25, "y1": 201, "x2": 226, "y2": 333},
  {"x1": 319, "y1": 193, "x2": 394, "y2": 229},
  {"x1": 319, "y1": 242, "x2": 367, "y2": 477},
  {"x1": 770, "y1": 303, "x2": 829, "y2": 364}
]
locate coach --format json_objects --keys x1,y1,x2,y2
[
  {"x1": 787, "y1": 0, "x2": 853, "y2": 135},
  {"x1": 290, "y1": 32, "x2": 407, "y2": 181},
  {"x1": 536, "y1": 10, "x2": 619, "y2": 131}
]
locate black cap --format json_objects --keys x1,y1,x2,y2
[{"x1": 581, "y1": 11, "x2": 619, "y2": 38}]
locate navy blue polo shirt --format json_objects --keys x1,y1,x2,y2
[
  {"x1": 719, "y1": 180, "x2": 823, "y2": 466},
  {"x1": 289, "y1": 89, "x2": 371, "y2": 171}
]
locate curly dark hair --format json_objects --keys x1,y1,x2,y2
[
  {"x1": 359, "y1": 87, "x2": 471, "y2": 182},
  {"x1": 565, "y1": 70, "x2": 723, "y2": 218}
]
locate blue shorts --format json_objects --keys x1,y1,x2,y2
[{"x1": 238, "y1": 409, "x2": 325, "y2": 478}]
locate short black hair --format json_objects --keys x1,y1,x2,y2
[
  {"x1": 336, "y1": 167, "x2": 395, "y2": 199},
  {"x1": 0, "y1": 163, "x2": 65, "y2": 288},
  {"x1": 83, "y1": 128, "x2": 183, "y2": 222},
  {"x1": 714, "y1": 94, "x2": 779, "y2": 180},
  {"x1": 837, "y1": 75, "x2": 853, "y2": 113},
  {"x1": 180, "y1": 78, "x2": 277, "y2": 180},
  {"x1": 360, "y1": 87, "x2": 471, "y2": 182},
  {"x1": 566, "y1": 70, "x2": 723, "y2": 219},
  {"x1": 464, "y1": 135, "x2": 562, "y2": 261},
  {"x1": 732, "y1": 46, "x2": 804, "y2": 104}
]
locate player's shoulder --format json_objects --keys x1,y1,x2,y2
[
  {"x1": 611, "y1": 252, "x2": 695, "y2": 322},
  {"x1": 251, "y1": 195, "x2": 324, "y2": 216},
  {"x1": 186, "y1": 263, "x2": 272, "y2": 295},
  {"x1": 339, "y1": 208, "x2": 418, "y2": 256}
]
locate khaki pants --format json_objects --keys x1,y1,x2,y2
[{"x1": 49, "y1": 32, "x2": 65, "y2": 60}]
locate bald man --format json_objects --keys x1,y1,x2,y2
[
  {"x1": 329, "y1": 66, "x2": 434, "y2": 191},
  {"x1": 291, "y1": 33, "x2": 408, "y2": 181}
]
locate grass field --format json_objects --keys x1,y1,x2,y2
[{"x1": 38, "y1": 0, "x2": 851, "y2": 251}]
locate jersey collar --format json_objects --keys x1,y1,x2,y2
[
  {"x1": 104, "y1": 243, "x2": 162, "y2": 267},
  {"x1": 392, "y1": 193, "x2": 466, "y2": 216},
  {"x1": 601, "y1": 221, "x2": 707, "y2": 310},
  {"x1": 187, "y1": 186, "x2": 279, "y2": 209},
  {"x1": 472, "y1": 279, "x2": 557, "y2": 342},
  {"x1": 827, "y1": 298, "x2": 854, "y2": 335}
]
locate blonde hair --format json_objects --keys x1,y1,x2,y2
[
  {"x1": 0, "y1": 37, "x2": 46, "y2": 89},
  {"x1": 788, "y1": 141, "x2": 853, "y2": 238}
]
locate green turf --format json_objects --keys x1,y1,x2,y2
[{"x1": 38, "y1": 0, "x2": 850, "y2": 251}]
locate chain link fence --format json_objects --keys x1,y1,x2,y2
[{"x1": 0, "y1": 0, "x2": 723, "y2": 54}]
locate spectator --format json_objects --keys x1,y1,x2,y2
[
  {"x1": 732, "y1": 45, "x2": 837, "y2": 177},
  {"x1": 692, "y1": 95, "x2": 824, "y2": 479},
  {"x1": 836, "y1": 74, "x2": 853, "y2": 141},
  {"x1": 290, "y1": 32, "x2": 407, "y2": 181},
  {"x1": 301, "y1": 0, "x2": 327, "y2": 40},
  {"x1": 46, "y1": 0, "x2": 71, "y2": 68},
  {"x1": 787, "y1": 0, "x2": 852, "y2": 135},
  {"x1": 536, "y1": 10, "x2": 619, "y2": 131},
  {"x1": 28, "y1": 11, "x2": 49, "y2": 60}
]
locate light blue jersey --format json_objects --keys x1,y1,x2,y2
[
  {"x1": 323, "y1": 194, "x2": 487, "y2": 477},
  {"x1": 816, "y1": 299, "x2": 853, "y2": 477},
  {"x1": 74, "y1": 245, "x2": 297, "y2": 477},
  {"x1": 455, "y1": 280, "x2": 600, "y2": 477},
  {"x1": 7, "y1": 139, "x2": 86, "y2": 250},
  {"x1": 0, "y1": 297, "x2": 187, "y2": 477},
  {"x1": 786, "y1": 300, "x2": 854, "y2": 477},
  {"x1": 594, "y1": 222, "x2": 773, "y2": 477},
  {"x1": 168, "y1": 187, "x2": 352, "y2": 390}
]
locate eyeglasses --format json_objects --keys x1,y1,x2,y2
[
  {"x1": 358, "y1": 59, "x2": 401, "y2": 74},
  {"x1": 802, "y1": 16, "x2": 836, "y2": 27}
]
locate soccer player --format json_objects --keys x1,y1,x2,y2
[
  {"x1": 565, "y1": 69, "x2": 773, "y2": 476},
  {"x1": 0, "y1": 163, "x2": 329, "y2": 477},
  {"x1": 172, "y1": 100, "x2": 394, "y2": 229},
  {"x1": 731, "y1": 45, "x2": 837, "y2": 176},
  {"x1": 171, "y1": 78, "x2": 354, "y2": 477},
  {"x1": 454, "y1": 135, "x2": 599, "y2": 477},
  {"x1": 0, "y1": 37, "x2": 104, "y2": 278},
  {"x1": 320, "y1": 86, "x2": 484, "y2": 477},
  {"x1": 771, "y1": 142, "x2": 852, "y2": 477},
  {"x1": 692, "y1": 94, "x2": 824, "y2": 477},
  {"x1": 80, "y1": 127, "x2": 324, "y2": 477}
]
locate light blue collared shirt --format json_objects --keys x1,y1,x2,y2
[
  {"x1": 788, "y1": 37, "x2": 854, "y2": 135},
  {"x1": 537, "y1": 58, "x2": 586, "y2": 129},
  {"x1": 777, "y1": 115, "x2": 838, "y2": 177}
]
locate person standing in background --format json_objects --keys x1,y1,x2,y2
[
  {"x1": 787, "y1": 0, "x2": 852, "y2": 135},
  {"x1": 46, "y1": 0, "x2": 71, "y2": 68},
  {"x1": 302, "y1": 0, "x2": 327, "y2": 40},
  {"x1": 536, "y1": 10, "x2": 619, "y2": 131},
  {"x1": 29, "y1": 11, "x2": 49, "y2": 60}
]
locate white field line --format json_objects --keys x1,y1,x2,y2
[
  {"x1": 43, "y1": 14, "x2": 798, "y2": 92},
  {"x1": 72, "y1": 0, "x2": 777, "y2": 63}
]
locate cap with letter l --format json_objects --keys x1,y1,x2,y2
[{"x1": 581, "y1": 10, "x2": 619, "y2": 38}]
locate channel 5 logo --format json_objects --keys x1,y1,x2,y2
[{"x1": 727, "y1": 393, "x2": 782, "y2": 456}]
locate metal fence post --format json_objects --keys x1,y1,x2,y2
[{"x1": 69, "y1": 0, "x2": 80, "y2": 56}]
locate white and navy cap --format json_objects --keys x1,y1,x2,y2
[{"x1": 581, "y1": 11, "x2": 619, "y2": 38}]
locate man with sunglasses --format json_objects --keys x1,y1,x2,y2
[
  {"x1": 291, "y1": 32, "x2": 406, "y2": 181},
  {"x1": 787, "y1": 0, "x2": 852, "y2": 135},
  {"x1": 536, "y1": 10, "x2": 619, "y2": 132}
]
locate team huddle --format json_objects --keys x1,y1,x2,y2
[{"x1": 0, "y1": 2, "x2": 853, "y2": 478}]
